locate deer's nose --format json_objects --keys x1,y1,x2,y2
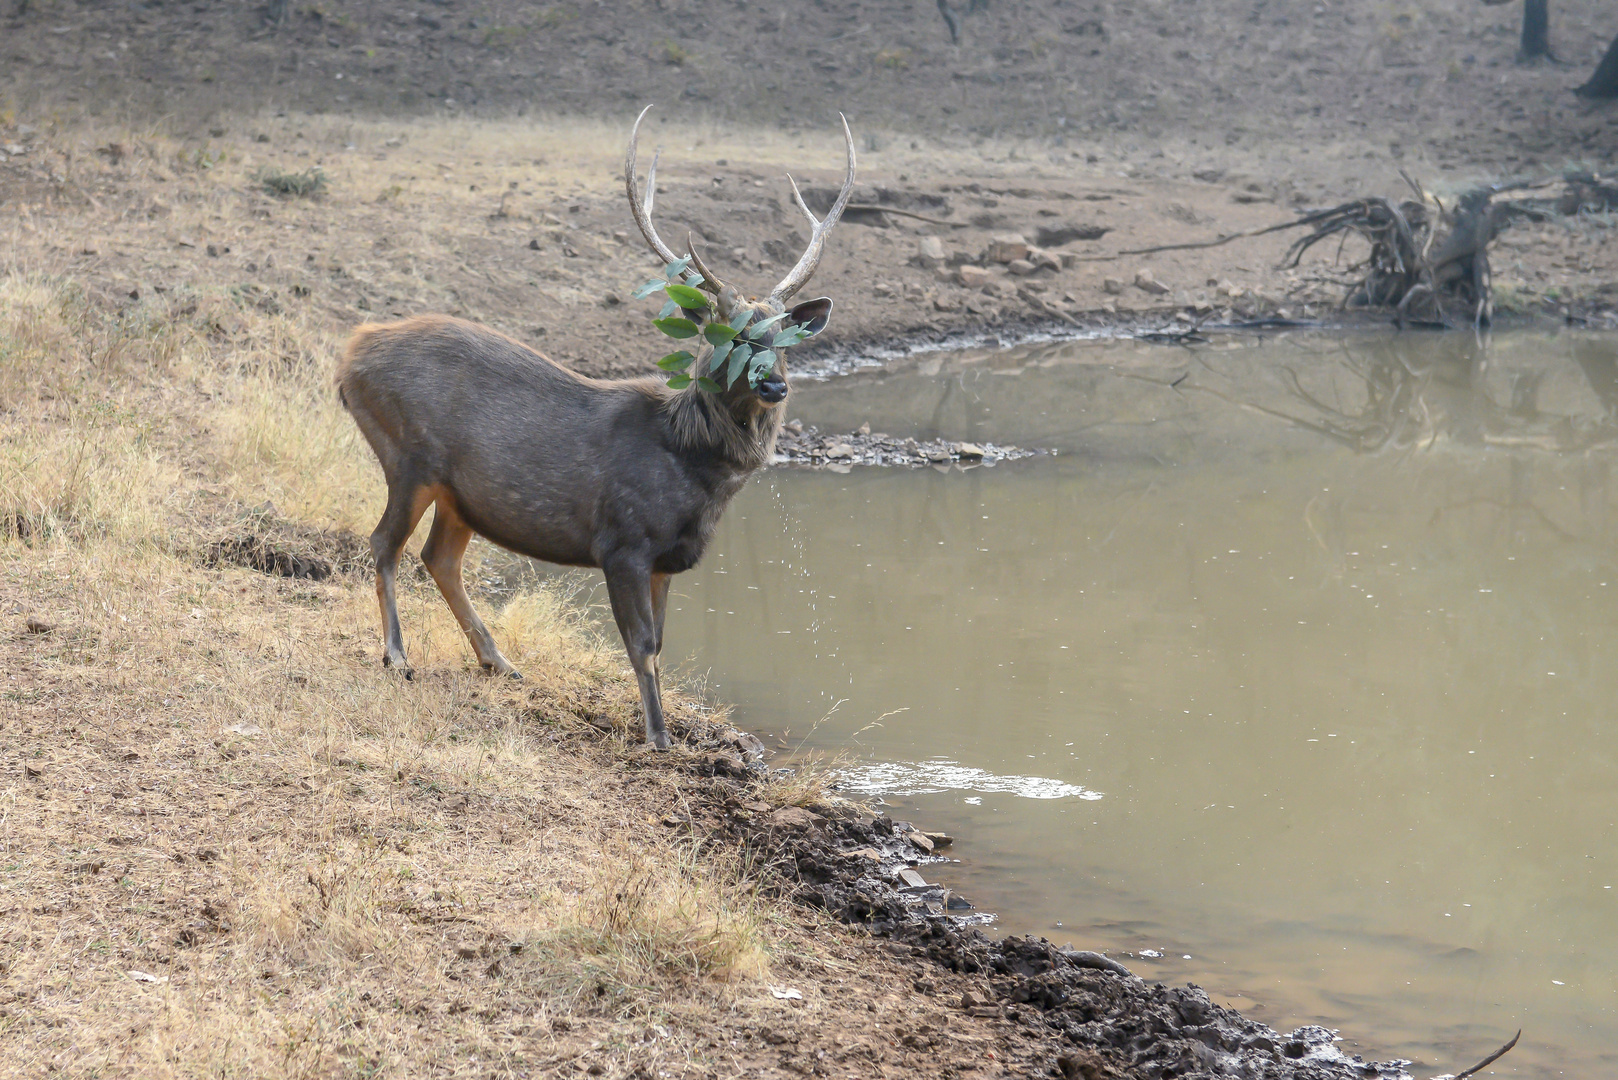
[{"x1": 755, "y1": 375, "x2": 788, "y2": 403}]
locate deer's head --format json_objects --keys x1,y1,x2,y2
[{"x1": 625, "y1": 105, "x2": 854, "y2": 413}]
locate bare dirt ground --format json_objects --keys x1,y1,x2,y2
[
  {"x1": 2, "y1": 0, "x2": 1617, "y2": 377},
  {"x1": 3, "y1": 2, "x2": 1616, "y2": 1077}
]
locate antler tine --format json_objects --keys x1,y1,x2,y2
[
  {"x1": 786, "y1": 174, "x2": 820, "y2": 230},
  {"x1": 685, "y1": 233, "x2": 732, "y2": 300},
  {"x1": 770, "y1": 113, "x2": 857, "y2": 303},
  {"x1": 625, "y1": 104, "x2": 682, "y2": 267}
]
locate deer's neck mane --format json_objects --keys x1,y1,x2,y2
[{"x1": 661, "y1": 384, "x2": 784, "y2": 472}]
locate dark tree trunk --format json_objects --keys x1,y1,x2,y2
[{"x1": 1576, "y1": 30, "x2": 1618, "y2": 97}]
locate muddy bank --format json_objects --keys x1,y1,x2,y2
[{"x1": 653, "y1": 710, "x2": 1415, "y2": 1080}]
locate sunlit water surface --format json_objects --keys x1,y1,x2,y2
[{"x1": 511, "y1": 330, "x2": 1618, "y2": 1076}]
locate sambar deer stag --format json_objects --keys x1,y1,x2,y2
[{"x1": 337, "y1": 104, "x2": 856, "y2": 750}]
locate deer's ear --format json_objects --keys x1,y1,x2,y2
[{"x1": 788, "y1": 297, "x2": 833, "y2": 337}]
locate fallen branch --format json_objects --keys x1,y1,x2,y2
[
  {"x1": 1441, "y1": 1029, "x2": 1521, "y2": 1080},
  {"x1": 845, "y1": 204, "x2": 971, "y2": 227}
]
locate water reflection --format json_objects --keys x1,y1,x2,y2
[{"x1": 489, "y1": 330, "x2": 1618, "y2": 1078}]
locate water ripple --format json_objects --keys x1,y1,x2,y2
[{"x1": 837, "y1": 760, "x2": 1104, "y2": 800}]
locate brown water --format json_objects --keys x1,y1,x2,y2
[{"x1": 648, "y1": 330, "x2": 1618, "y2": 1077}]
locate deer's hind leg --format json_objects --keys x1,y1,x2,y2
[
  {"x1": 370, "y1": 477, "x2": 436, "y2": 677},
  {"x1": 420, "y1": 499, "x2": 520, "y2": 679}
]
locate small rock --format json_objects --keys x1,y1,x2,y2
[
  {"x1": 945, "y1": 893, "x2": 973, "y2": 910},
  {"x1": 956, "y1": 264, "x2": 992, "y2": 289},
  {"x1": 955, "y1": 443, "x2": 985, "y2": 460},
  {"x1": 1102, "y1": 277, "x2": 1126, "y2": 295},
  {"x1": 768, "y1": 806, "x2": 826, "y2": 831},
  {"x1": 24, "y1": 616, "x2": 54, "y2": 634},
  {"x1": 1027, "y1": 248, "x2": 1062, "y2": 272},
  {"x1": 856, "y1": 421, "x2": 871, "y2": 436},
  {"x1": 1133, "y1": 269, "x2": 1171, "y2": 295},
  {"x1": 897, "y1": 868, "x2": 929, "y2": 889},
  {"x1": 922, "y1": 831, "x2": 954, "y2": 848},
  {"x1": 824, "y1": 443, "x2": 854, "y2": 460},
  {"x1": 915, "y1": 235, "x2": 947, "y2": 269},
  {"x1": 1034, "y1": 223, "x2": 1110, "y2": 246},
  {"x1": 908, "y1": 832, "x2": 935, "y2": 853},
  {"x1": 527, "y1": 238, "x2": 541, "y2": 250},
  {"x1": 602, "y1": 291, "x2": 622, "y2": 306},
  {"x1": 985, "y1": 232, "x2": 1030, "y2": 264},
  {"x1": 960, "y1": 990, "x2": 983, "y2": 1008},
  {"x1": 933, "y1": 295, "x2": 962, "y2": 312},
  {"x1": 1006, "y1": 259, "x2": 1037, "y2": 277},
  {"x1": 784, "y1": 418, "x2": 804, "y2": 435},
  {"x1": 844, "y1": 847, "x2": 882, "y2": 861}
]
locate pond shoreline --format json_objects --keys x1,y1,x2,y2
[{"x1": 630, "y1": 707, "x2": 1422, "y2": 1080}]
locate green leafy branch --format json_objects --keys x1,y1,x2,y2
[{"x1": 634, "y1": 260, "x2": 816, "y2": 393}]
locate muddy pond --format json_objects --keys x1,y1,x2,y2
[{"x1": 502, "y1": 328, "x2": 1618, "y2": 1076}]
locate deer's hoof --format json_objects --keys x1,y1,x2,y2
[
  {"x1": 480, "y1": 661, "x2": 523, "y2": 680},
  {"x1": 382, "y1": 655, "x2": 415, "y2": 681},
  {"x1": 650, "y1": 731, "x2": 672, "y2": 752}
]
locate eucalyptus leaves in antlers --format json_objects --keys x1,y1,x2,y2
[{"x1": 635, "y1": 259, "x2": 824, "y2": 392}]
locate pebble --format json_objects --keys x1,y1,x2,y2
[
  {"x1": 915, "y1": 235, "x2": 947, "y2": 269},
  {"x1": 897, "y1": 868, "x2": 929, "y2": 889},
  {"x1": 1103, "y1": 276, "x2": 1126, "y2": 295},
  {"x1": 986, "y1": 232, "x2": 1030, "y2": 264},
  {"x1": 769, "y1": 806, "x2": 826, "y2": 831},
  {"x1": 1028, "y1": 248, "x2": 1063, "y2": 272},
  {"x1": 957, "y1": 264, "x2": 991, "y2": 289},
  {"x1": 1006, "y1": 259, "x2": 1037, "y2": 277},
  {"x1": 1134, "y1": 268, "x2": 1171, "y2": 295}
]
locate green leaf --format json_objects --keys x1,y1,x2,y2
[
  {"x1": 665, "y1": 283, "x2": 710, "y2": 311},
  {"x1": 666, "y1": 373, "x2": 694, "y2": 389},
  {"x1": 656, "y1": 350, "x2": 695, "y2": 371},
  {"x1": 728, "y1": 342, "x2": 753, "y2": 370},
  {"x1": 710, "y1": 338, "x2": 733, "y2": 367},
  {"x1": 696, "y1": 376, "x2": 723, "y2": 394},
  {"x1": 770, "y1": 328, "x2": 807, "y2": 349},
  {"x1": 631, "y1": 279, "x2": 666, "y2": 301},
  {"x1": 744, "y1": 311, "x2": 788, "y2": 339},
  {"x1": 663, "y1": 256, "x2": 693, "y2": 280},
  {"x1": 703, "y1": 322, "x2": 739, "y2": 345},
  {"x1": 748, "y1": 349, "x2": 777, "y2": 387},
  {"x1": 726, "y1": 343, "x2": 749, "y2": 387},
  {"x1": 658, "y1": 298, "x2": 678, "y2": 319},
  {"x1": 729, "y1": 309, "x2": 754, "y2": 331},
  {"x1": 652, "y1": 317, "x2": 700, "y2": 339}
]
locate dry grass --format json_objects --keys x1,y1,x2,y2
[{"x1": 0, "y1": 270, "x2": 836, "y2": 1078}]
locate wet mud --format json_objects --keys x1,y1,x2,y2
[{"x1": 651, "y1": 710, "x2": 1414, "y2": 1080}]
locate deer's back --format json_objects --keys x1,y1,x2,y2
[{"x1": 337, "y1": 315, "x2": 714, "y2": 565}]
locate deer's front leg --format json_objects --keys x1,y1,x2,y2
[{"x1": 604, "y1": 558, "x2": 670, "y2": 750}]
